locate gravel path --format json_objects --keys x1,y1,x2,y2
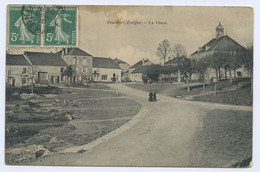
[{"x1": 31, "y1": 83, "x2": 252, "y2": 167}]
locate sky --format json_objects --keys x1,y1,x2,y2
[
  {"x1": 9, "y1": 6, "x2": 253, "y2": 66},
  {"x1": 78, "y1": 6, "x2": 253, "y2": 65}
]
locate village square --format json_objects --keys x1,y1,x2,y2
[{"x1": 5, "y1": 6, "x2": 253, "y2": 168}]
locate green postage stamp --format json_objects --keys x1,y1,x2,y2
[
  {"x1": 8, "y1": 5, "x2": 77, "y2": 47},
  {"x1": 8, "y1": 6, "x2": 42, "y2": 46},
  {"x1": 44, "y1": 6, "x2": 77, "y2": 46}
]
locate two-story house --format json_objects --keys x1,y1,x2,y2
[{"x1": 59, "y1": 48, "x2": 93, "y2": 83}]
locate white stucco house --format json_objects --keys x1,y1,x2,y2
[
  {"x1": 92, "y1": 57, "x2": 121, "y2": 82},
  {"x1": 6, "y1": 53, "x2": 32, "y2": 87},
  {"x1": 129, "y1": 58, "x2": 153, "y2": 82}
]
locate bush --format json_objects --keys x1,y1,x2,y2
[{"x1": 122, "y1": 76, "x2": 132, "y2": 82}]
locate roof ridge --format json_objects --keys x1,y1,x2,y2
[{"x1": 23, "y1": 52, "x2": 33, "y2": 66}]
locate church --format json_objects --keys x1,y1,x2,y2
[{"x1": 191, "y1": 22, "x2": 249, "y2": 81}]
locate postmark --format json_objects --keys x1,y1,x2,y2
[
  {"x1": 9, "y1": 5, "x2": 41, "y2": 46},
  {"x1": 44, "y1": 6, "x2": 77, "y2": 46}
]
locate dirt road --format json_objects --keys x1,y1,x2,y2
[{"x1": 32, "y1": 83, "x2": 252, "y2": 167}]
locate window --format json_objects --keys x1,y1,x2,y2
[
  {"x1": 237, "y1": 72, "x2": 242, "y2": 77},
  {"x1": 22, "y1": 68, "x2": 26, "y2": 74},
  {"x1": 74, "y1": 57, "x2": 78, "y2": 64},
  {"x1": 61, "y1": 67, "x2": 64, "y2": 73},
  {"x1": 101, "y1": 75, "x2": 107, "y2": 80},
  {"x1": 8, "y1": 70, "x2": 11, "y2": 77},
  {"x1": 83, "y1": 67, "x2": 87, "y2": 72},
  {"x1": 22, "y1": 78, "x2": 26, "y2": 85},
  {"x1": 79, "y1": 58, "x2": 83, "y2": 64},
  {"x1": 83, "y1": 58, "x2": 87, "y2": 65}
]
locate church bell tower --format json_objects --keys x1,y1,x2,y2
[{"x1": 216, "y1": 22, "x2": 224, "y2": 38}]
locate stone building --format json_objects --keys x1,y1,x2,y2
[
  {"x1": 6, "y1": 53, "x2": 32, "y2": 87},
  {"x1": 191, "y1": 22, "x2": 249, "y2": 81},
  {"x1": 24, "y1": 51, "x2": 68, "y2": 84},
  {"x1": 59, "y1": 48, "x2": 93, "y2": 83}
]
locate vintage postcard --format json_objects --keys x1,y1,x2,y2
[{"x1": 5, "y1": 5, "x2": 253, "y2": 168}]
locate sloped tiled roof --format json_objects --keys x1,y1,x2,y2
[
  {"x1": 131, "y1": 64, "x2": 163, "y2": 74},
  {"x1": 191, "y1": 35, "x2": 247, "y2": 56},
  {"x1": 93, "y1": 57, "x2": 121, "y2": 69},
  {"x1": 6, "y1": 54, "x2": 31, "y2": 66},
  {"x1": 24, "y1": 52, "x2": 68, "y2": 66},
  {"x1": 130, "y1": 59, "x2": 152, "y2": 69},
  {"x1": 58, "y1": 48, "x2": 92, "y2": 56},
  {"x1": 165, "y1": 56, "x2": 186, "y2": 65}
]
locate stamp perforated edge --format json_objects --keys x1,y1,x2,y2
[{"x1": 6, "y1": 4, "x2": 78, "y2": 48}]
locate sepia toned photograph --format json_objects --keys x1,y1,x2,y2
[{"x1": 5, "y1": 5, "x2": 253, "y2": 168}]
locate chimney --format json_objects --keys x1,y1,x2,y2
[
  {"x1": 142, "y1": 58, "x2": 146, "y2": 64},
  {"x1": 62, "y1": 48, "x2": 65, "y2": 57},
  {"x1": 65, "y1": 48, "x2": 68, "y2": 55}
]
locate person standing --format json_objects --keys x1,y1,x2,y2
[
  {"x1": 153, "y1": 92, "x2": 157, "y2": 102},
  {"x1": 148, "y1": 92, "x2": 153, "y2": 102}
]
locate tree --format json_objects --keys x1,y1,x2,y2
[
  {"x1": 229, "y1": 53, "x2": 243, "y2": 79},
  {"x1": 172, "y1": 43, "x2": 187, "y2": 59},
  {"x1": 142, "y1": 65, "x2": 164, "y2": 82},
  {"x1": 156, "y1": 39, "x2": 171, "y2": 65},
  {"x1": 30, "y1": 66, "x2": 37, "y2": 93},
  {"x1": 195, "y1": 57, "x2": 209, "y2": 90},
  {"x1": 63, "y1": 65, "x2": 74, "y2": 83},
  {"x1": 174, "y1": 56, "x2": 195, "y2": 93},
  {"x1": 207, "y1": 52, "x2": 228, "y2": 81},
  {"x1": 242, "y1": 45, "x2": 253, "y2": 95}
]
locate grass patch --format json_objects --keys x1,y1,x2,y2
[
  {"x1": 126, "y1": 78, "x2": 252, "y2": 106},
  {"x1": 164, "y1": 78, "x2": 251, "y2": 97},
  {"x1": 189, "y1": 109, "x2": 252, "y2": 167},
  {"x1": 38, "y1": 119, "x2": 131, "y2": 150},
  {"x1": 6, "y1": 87, "x2": 141, "y2": 164},
  {"x1": 57, "y1": 89, "x2": 120, "y2": 100},
  {"x1": 6, "y1": 86, "x2": 62, "y2": 96},
  {"x1": 193, "y1": 86, "x2": 252, "y2": 106},
  {"x1": 69, "y1": 83, "x2": 110, "y2": 89},
  {"x1": 126, "y1": 83, "x2": 175, "y2": 93}
]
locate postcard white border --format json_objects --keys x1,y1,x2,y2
[{"x1": 0, "y1": 1, "x2": 259, "y2": 172}]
